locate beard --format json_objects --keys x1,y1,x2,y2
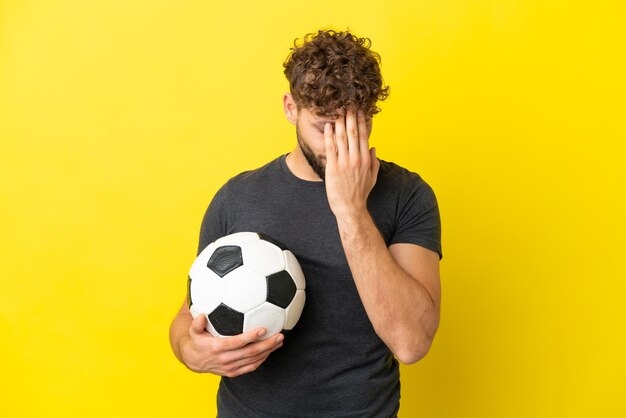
[{"x1": 296, "y1": 124, "x2": 326, "y2": 180}]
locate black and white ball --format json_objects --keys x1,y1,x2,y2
[{"x1": 188, "y1": 232, "x2": 306, "y2": 339}]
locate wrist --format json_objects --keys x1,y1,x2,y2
[{"x1": 334, "y1": 207, "x2": 373, "y2": 230}]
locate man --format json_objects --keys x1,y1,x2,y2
[{"x1": 169, "y1": 29, "x2": 442, "y2": 417}]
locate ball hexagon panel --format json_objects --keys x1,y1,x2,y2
[
  {"x1": 284, "y1": 290, "x2": 306, "y2": 330},
  {"x1": 207, "y1": 245, "x2": 243, "y2": 277},
  {"x1": 284, "y1": 250, "x2": 306, "y2": 290},
  {"x1": 209, "y1": 303, "x2": 245, "y2": 336},
  {"x1": 266, "y1": 271, "x2": 297, "y2": 309},
  {"x1": 188, "y1": 271, "x2": 221, "y2": 315},
  {"x1": 242, "y1": 239, "x2": 285, "y2": 276},
  {"x1": 257, "y1": 232, "x2": 288, "y2": 250},
  {"x1": 221, "y1": 265, "x2": 268, "y2": 312},
  {"x1": 243, "y1": 302, "x2": 286, "y2": 339},
  {"x1": 205, "y1": 313, "x2": 220, "y2": 336},
  {"x1": 188, "y1": 304, "x2": 203, "y2": 319}
]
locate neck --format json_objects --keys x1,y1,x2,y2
[{"x1": 285, "y1": 146, "x2": 323, "y2": 182}]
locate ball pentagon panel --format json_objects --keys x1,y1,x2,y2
[
  {"x1": 207, "y1": 245, "x2": 243, "y2": 277},
  {"x1": 208, "y1": 303, "x2": 245, "y2": 336},
  {"x1": 266, "y1": 271, "x2": 297, "y2": 309}
]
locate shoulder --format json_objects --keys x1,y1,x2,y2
[
  {"x1": 376, "y1": 158, "x2": 435, "y2": 198},
  {"x1": 374, "y1": 159, "x2": 442, "y2": 258},
  {"x1": 219, "y1": 155, "x2": 283, "y2": 194}
]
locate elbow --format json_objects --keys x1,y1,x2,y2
[
  {"x1": 394, "y1": 334, "x2": 435, "y2": 365},
  {"x1": 396, "y1": 310, "x2": 440, "y2": 364},
  {"x1": 385, "y1": 310, "x2": 440, "y2": 364}
]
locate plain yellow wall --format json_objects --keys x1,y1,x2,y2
[{"x1": 1, "y1": 0, "x2": 624, "y2": 417}]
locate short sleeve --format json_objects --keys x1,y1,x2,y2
[
  {"x1": 389, "y1": 177, "x2": 443, "y2": 260},
  {"x1": 197, "y1": 183, "x2": 230, "y2": 256}
]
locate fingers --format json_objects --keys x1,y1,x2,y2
[
  {"x1": 334, "y1": 112, "x2": 348, "y2": 162},
  {"x1": 217, "y1": 333, "x2": 284, "y2": 377},
  {"x1": 225, "y1": 353, "x2": 270, "y2": 378},
  {"x1": 324, "y1": 122, "x2": 337, "y2": 167},
  {"x1": 345, "y1": 110, "x2": 360, "y2": 162},
  {"x1": 334, "y1": 110, "x2": 370, "y2": 167},
  {"x1": 358, "y1": 110, "x2": 370, "y2": 162},
  {"x1": 188, "y1": 317, "x2": 277, "y2": 353},
  {"x1": 183, "y1": 318, "x2": 284, "y2": 376},
  {"x1": 221, "y1": 333, "x2": 284, "y2": 365},
  {"x1": 232, "y1": 336, "x2": 284, "y2": 372},
  {"x1": 220, "y1": 327, "x2": 268, "y2": 351}
]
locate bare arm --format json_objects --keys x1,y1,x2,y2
[
  {"x1": 323, "y1": 109, "x2": 441, "y2": 364},
  {"x1": 169, "y1": 298, "x2": 194, "y2": 364},
  {"x1": 336, "y1": 213, "x2": 440, "y2": 364}
]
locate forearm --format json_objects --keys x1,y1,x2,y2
[
  {"x1": 169, "y1": 302, "x2": 193, "y2": 364},
  {"x1": 336, "y1": 210, "x2": 438, "y2": 364}
]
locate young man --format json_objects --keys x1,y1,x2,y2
[{"x1": 169, "y1": 29, "x2": 443, "y2": 417}]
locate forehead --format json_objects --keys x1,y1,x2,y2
[{"x1": 303, "y1": 107, "x2": 341, "y2": 121}]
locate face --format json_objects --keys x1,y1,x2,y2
[{"x1": 295, "y1": 107, "x2": 373, "y2": 180}]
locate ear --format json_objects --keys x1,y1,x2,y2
[{"x1": 283, "y1": 93, "x2": 298, "y2": 125}]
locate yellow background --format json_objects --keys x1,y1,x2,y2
[{"x1": 1, "y1": 0, "x2": 624, "y2": 416}]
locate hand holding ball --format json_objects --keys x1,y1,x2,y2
[{"x1": 188, "y1": 232, "x2": 306, "y2": 340}]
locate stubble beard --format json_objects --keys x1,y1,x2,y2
[{"x1": 296, "y1": 124, "x2": 326, "y2": 181}]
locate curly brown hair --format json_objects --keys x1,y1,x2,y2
[{"x1": 283, "y1": 29, "x2": 390, "y2": 118}]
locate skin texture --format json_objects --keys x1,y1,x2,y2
[{"x1": 168, "y1": 93, "x2": 441, "y2": 375}]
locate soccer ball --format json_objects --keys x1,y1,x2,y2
[{"x1": 188, "y1": 232, "x2": 306, "y2": 339}]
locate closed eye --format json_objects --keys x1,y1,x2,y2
[{"x1": 317, "y1": 123, "x2": 335, "y2": 133}]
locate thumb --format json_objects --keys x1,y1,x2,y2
[{"x1": 190, "y1": 313, "x2": 208, "y2": 335}]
